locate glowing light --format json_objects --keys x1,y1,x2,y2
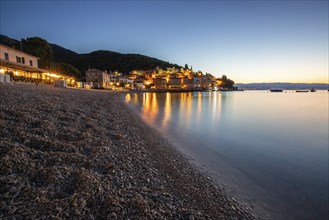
[
  {"x1": 144, "y1": 80, "x2": 152, "y2": 85},
  {"x1": 125, "y1": 94, "x2": 131, "y2": 102},
  {"x1": 0, "y1": 69, "x2": 4, "y2": 73}
]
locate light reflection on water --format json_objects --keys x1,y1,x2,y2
[{"x1": 125, "y1": 91, "x2": 329, "y2": 220}]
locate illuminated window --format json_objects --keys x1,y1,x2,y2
[{"x1": 4, "y1": 52, "x2": 9, "y2": 61}]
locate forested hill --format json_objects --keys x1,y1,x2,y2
[
  {"x1": 0, "y1": 34, "x2": 182, "y2": 78},
  {"x1": 51, "y1": 45, "x2": 182, "y2": 74}
]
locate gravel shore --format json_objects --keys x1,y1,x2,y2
[{"x1": 0, "y1": 83, "x2": 256, "y2": 219}]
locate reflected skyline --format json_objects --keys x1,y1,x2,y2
[{"x1": 126, "y1": 92, "x2": 226, "y2": 131}]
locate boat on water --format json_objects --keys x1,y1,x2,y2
[
  {"x1": 296, "y1": 90, "x2": 309, "y2": 93},
  {"x1": 270, "y1": 89, "x2": 283, "y2": 92},
  {"x1": 310, "y1": 89, "x2": 316, "y2": 92}
]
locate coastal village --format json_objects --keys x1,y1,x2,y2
[
  {"x1": 0, "y1": 43, "x2": 235, "y2": 91},
  {"x1": 0, "y1": 43, "x2": 255, "y2": 220}
]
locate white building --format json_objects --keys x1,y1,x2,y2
[{"x1": 0, "y1": 44, "x2": 75, "y2": 84}]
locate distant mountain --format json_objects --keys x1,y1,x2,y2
[
  {"x1": 0, "y1": 34, "x2": 182, "y2": 76},
  {"x1": 236, "y1": 83, "x2": 329, "y2": 90}
]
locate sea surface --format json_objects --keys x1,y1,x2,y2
[{"x1": 125, "y1": 90, "x2": 329, "y2": 220}]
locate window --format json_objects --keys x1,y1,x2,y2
[
  {"x1": 30, "y1": 60, "x2": 33, "y2": 66},
  {"x1": 22, "y1": 57, "x2": 25, "y2": 64},
  {"x1": 4, "y1": 52, "x2": 9, "y2": 61},
  {"x1": 16, "y1": 56, "x2": 21, "y2": 63}
]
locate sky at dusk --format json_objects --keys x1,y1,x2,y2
[{"x1": 1, "y1": 0, "x2": 328, "y2": 83}]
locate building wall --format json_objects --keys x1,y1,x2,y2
[
  {"x1": 85, "y1": 69, "x2": 114, "y2": 89},
  {"x1": 0, "y1": 44, "x2": 39, "y2": 68},
  {"x1": 169, "y1": 78, "x2": 181, "y2": 88},
  {"x1": 194, "y1": 77, "x2": 202, "y2": 88},
  {"x1": 154, "y1": 78, "x2": 167, "y2": 88}
]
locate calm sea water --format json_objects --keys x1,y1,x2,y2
[{"x1": 125, "y1": 91, "x2": 329, "y2": 220}]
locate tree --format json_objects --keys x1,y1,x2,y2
[
  {"x1": 184, "y1": 64, "x2": 189, "y2": 70},
  {"x1": 22, "y1": 37, "x2": 53, "y2": 60},
  {"x1": 217, "y1": 75, "x2": 235, "y2": 89}
]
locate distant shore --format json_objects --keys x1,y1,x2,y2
[{"x1": 0, "y1": 83, "x2": 256, "y2": 219}]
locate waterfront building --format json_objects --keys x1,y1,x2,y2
[
  {"x1": 194, "y1": 77, "x2": 202, "y2": 89},
  {"x1": 85, "y1": 68, "x2": 111, "y2": 89},
  {"x1": 134, "y1": 78, "x2": 144, "y2": 89},
  {"x1": 109, "y1": 72, "x2": 121, "y2": 83},
  {"x1": 154, "y1": 77, "x2": 167, "y2": 89},
  {"x1": 119, "y1": 77, "x2": 134, "y2": 89},
  {"x1": 182, "y1": 78, "x2": 194, "y2": 89},
  {"x1": 201, "y1": 75, "x2": 214, "y2": 90},
  {"x1": 168, "y1": 75, "x2": 182, "y2": 88},
  {"x1": 0, "y1": 44, "x2": 75, "y2": 85}
]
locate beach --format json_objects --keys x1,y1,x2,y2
[{"x1": 0, "y1": 83, "x2": 256, "y2": 219}]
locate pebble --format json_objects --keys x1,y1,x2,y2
[
  {"x1": 8, "y1": 206, "x2": 17, "y2": 215},
  {"x1": 0, "y1": 84, "x2": 256, "y2": 220}
]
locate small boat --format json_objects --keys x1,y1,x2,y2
[
  {"x1": 296, "y1": 90, "x2": 309, "y2": 93},
  {"x1": 310, "y1": 89, "x2": 316, "y2": 92},
  {"x1": 270, "y1": 89, "x2": 283, "y2": 92}
]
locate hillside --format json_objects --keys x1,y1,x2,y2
[
  {"x1": 51, "y1": 45, "x2": 182, "y2": 74},
  {"x1": 0, "y1": 34, "x2": 182, "y2": 76}
]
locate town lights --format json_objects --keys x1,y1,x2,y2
[{"x1": 0, "y1": 69, "x2": 4, "y2": 73}]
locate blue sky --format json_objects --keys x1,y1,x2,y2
[{"x1": 1, "y1": 0, "x2": 328, "y2": 83}]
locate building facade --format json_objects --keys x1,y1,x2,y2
[
  {"x1": 0, "y1": 44, "x2": 75, "y2": 84},
  {"x1": 0, "y1": 44, "x2": 39, "y2": 68},
  {"x1": 85, "y1": 69, "x2": 112, "y2": 89}
]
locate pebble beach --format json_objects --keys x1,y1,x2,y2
[{"x1": 0, "y1": 83, "x2": 256, "y2": 219}]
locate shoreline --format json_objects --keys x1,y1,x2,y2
[{"x1": 0, "y1": 83, "x2": 256, "y2": 219}]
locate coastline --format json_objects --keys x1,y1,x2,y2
[{"x1": 0, "y1": 84, "x2": 256, "y2": 219}]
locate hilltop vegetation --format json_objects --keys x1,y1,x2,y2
[{"x1": 0, "y1": 34, "x2": 182, "y2": 80}]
